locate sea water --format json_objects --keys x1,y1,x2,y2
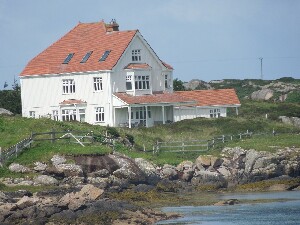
[{"x1": 156, "y1": 191, "x2": 300, "y2": 225}]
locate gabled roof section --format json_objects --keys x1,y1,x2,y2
[
  {"x1": 113, "y1": 92, "x2": 195, "y2": 105},
  {"x1": 175, "y1": 89, "x2": 241, "y2": 107},
  {"x1": 20, "y1": 21, "x2": 137, "y2": 76}
]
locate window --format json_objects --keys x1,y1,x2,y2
[
  {"x1": 210, "y1": 109, "x2": 221, "y2": 118},
  {"x1": 62, "y1": 109, "x2": 76, "y2": 121},
  {"x1": 29, "y1": 111, "x2": 35, "y2": 118},
  {"x1": 135, "y1": 75, "x2": 150, "y2": 90},
  {"x1": 94, "y1": 77, "x2": 103, "y2": 91},
  {"x1": 52, "y1": 110, "x2": 59, "y2": 121},
  {"x1": 132, "y1": 49, "x2": 141, "y2": 61},
  {"x1": 81, "y1": 51, "x2": 93, "y2": 63},
  {"x1": 63, "y1": 53, "x2": 74, "y2": 64},
  {"x1": 62, "y1": 79, "x2": 75, "y2": 94},
  {"x1": 79, "y1": 109, "x2": 85, "y2": 122},
  {"x1": 165, "y1": 74, "x2": 168, "y2": 88},
  {"x1": 95, "y1": 107, "x2": 104, "y2": 122},
  {"x1": 126, "y1": 75, "x2": 132, "y2": 90},
  {"x1": 99, "y1": 50, "x2": 111, "y2": 61}
]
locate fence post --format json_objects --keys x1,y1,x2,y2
[
  {"x1": 156, "y1": 140, "x2": 159, "y2": 153},
  {"x1": 182, "y1": 142, "x2": 185, "y2": 153},
  {"x1": 15, "y1": 143, "x2": 18, "y2": 157},
  {"x1": 222, "y1": 135, "x2": 225, "y2": 143},
  {"x1": 239, "y1": 133, "x2": 242, "y2": 139},
  {"x1": 143, "y1": 144, "x2": 146, "y2": 152},
  {"x1": 91, "y1": 131, "x2": 94, "y2": 143},
  {"x1": 51, "y1": 129, "x2": 56, "y2": 143},
  {"x1": 0, "y1": 147, "x2": 2, "y2": 166},
  {"x1": 231, "y1": 135, "x2": 233, "y2": 141},
  {"x1": 212, "y1": 138, "x2": 215, "y2": 148}
]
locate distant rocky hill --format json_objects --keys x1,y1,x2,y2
[{"x1": 183, "y1": 77, "x2": 300, "y2": 102}]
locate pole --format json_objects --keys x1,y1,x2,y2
[{"x1": 259, "y1": 58, "x2": 263, "y2": 79}]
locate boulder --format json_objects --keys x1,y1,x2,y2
[
  {"x1": 0, "y1": 108, "x2": 13, "y2": 115},
  {"x1": 55, "y1": 163, "x2": 83, "y2": 177},
  {"x1": 8, "y1": 163, "x2": 30, "y2": 173},
  {"x1": 87, "y1": 169, "x2": 110, "y2": 178},
  {"x1": 251, "y1": 89, "x2": 274, "y2": 100},
  {"x1": 176, "y1": 160, "x2": 194, "y2": 172},
  {"x1": 214, "y1": 199, "x2": 239, "y2": 206},
  {"x1": 195, "y1": 155, "x2": 211, "y2": 167},
  {"x1": 134, "y1": 158, "x2": 161, "y2": 185},
  {"x1": 33, "y1": 162, "x2": 48, "y2": 172},
  {"x1": 34, "y1": 175, "x2": 58, "y2": 186},
  {"x1": 16, "y1": 196, "x2": 39, "y2": 210},
  {"x1": 160, "y1": 164, "x2": 178, "y2": 180},
  {"x1": 51, "y1": 155, "x2": 66, "y2": 166},
  {"x1": 192, "y1": 170, "x2": 227, "y2": 188}
]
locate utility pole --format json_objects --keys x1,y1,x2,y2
[{"x1": 259, "y1": 57, "x2": 263, "y2": 80}]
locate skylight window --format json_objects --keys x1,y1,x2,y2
[
  {"x1": 99, "y1": 50, "x2": 111, "y2": 62},
  {"x1": 63, "y1": 53, "x2": 74, "y2": 64},
  {"x1": 81, "y1": 51, "x2": 93, "y2": 63}
]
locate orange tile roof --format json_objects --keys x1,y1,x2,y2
[
  {"x1": 20, "y1": 21, "x2": 173, "y2": 76},
  {"x1": 114, "y1": 92, "x2": 195, "y2": 105},
  {"x1": 175, "y1": 89, "x2": 240, "y2": 106},
  {"x1": 124, "y1": 63, "x2": 151, "y2": 69},
  {"x1": 59, "y1": 99, "x2": 87, "y2": 105}
]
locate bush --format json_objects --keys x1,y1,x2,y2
[{"x1": 286, "y1": 91, "x2": 300, "y2": 103}]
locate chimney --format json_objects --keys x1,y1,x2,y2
[{"x1": 106, "y1": 19, "x2": 119, "y2": 32}]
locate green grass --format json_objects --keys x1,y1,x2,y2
[{"x1": 0, "y1": 100, "x2": 299, "y2": 168}]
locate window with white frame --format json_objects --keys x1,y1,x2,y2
[
  {"x1": 126, "y1": 75, "x2": 132, "y2": 90},
  {"x1": 165, "y1": 74, "x2": 168, "y2": 89},
  {"x1": 134, "y1": 75, "x2": 150, "y2": 90},
  {"x1": 210, "y1": 109, "x2": 221, "y2": 118},
  {"x1": 62, "y1": 109, "x2": 76, "y2": 121},
  {"x1": 132, "y1": 49, "x2": 141, "y2": 61},
  {"x1": 93, "y1": 77, "x2": 103, "y2": 91},
  {"x1": 62, "y1": 79, "x2": 75, "y2": 94},
  {"x1": 78, "y1": 109, "x2": 85, "y2": 122},
  {"x1": 29, "y1": 111, "x2": 35, "y2": 118},
  {"x1": 52, "y1": 110, "x2": 59, "y2": 121},
  {"x1": 95, "y1": 107, "x2": 104, "y2": 122}
]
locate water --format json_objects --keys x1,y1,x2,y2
[{"x1": 156, "y1": 191, "x2": 300, "y2": 225}]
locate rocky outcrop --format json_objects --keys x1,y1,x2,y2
[
  {"x1": 279, "y1": 116, "x2": 300, "y2": 128},
  {"x1": 251, "y1": 89, "x2": 274, "y2": 100},
  {"x1": 0, "y1": 108, "x2": 13, "y2": 115},
  {"x1": 8, "y1": 163, "x2": 31, "y2": 173}
]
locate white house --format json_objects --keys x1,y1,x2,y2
[{"x1": 20, "y1": 20, "x2": 240, "y2": 128}]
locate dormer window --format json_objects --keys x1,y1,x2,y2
[
  {"x1": 62, "y1": 53, "x2": 74, "y2": 64},
  {"x1": 81, "y1": 51, "x2": 93, "y2": 63},
  {"x1": 99, "y1": 50, "x2": 111, "y2": 62},
  {"x1": 132, "y1": 49, "x2": 141, "y2": 61}
]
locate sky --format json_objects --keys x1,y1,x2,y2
[{"x1": 1, "y1": 0, "x2": 300, "y2": 90}]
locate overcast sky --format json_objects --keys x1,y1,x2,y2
[{"x1": 1, "y1": 0, "x2": 300, "y2": 89}]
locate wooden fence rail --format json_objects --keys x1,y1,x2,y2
[{"x1": 153, "y1": 130, "x2": 255, "y2": 154}]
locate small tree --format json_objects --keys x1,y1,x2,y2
[{"x1": 173, "y1": 78, "x2": 186, "y2": 91}]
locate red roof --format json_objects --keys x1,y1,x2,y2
[
  {"x1": 20, "y1": 21, "x2": 173, "y2": 76},
  {"x1": 59, "y1": 99, "x2": 87, "y2": 105},
  {"x1": 124, "y1": 63, "x2": 151, "y2": 70},
  {"x1": 114, "y1": 92, "x2": 195, "y2": 105},
  {"x1": 175, "y1": 89, "x2": 240, "y2": 106}
]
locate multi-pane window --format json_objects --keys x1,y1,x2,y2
[
  {"x1": 63, "y1": 53, "x2": 74, "y2": 64},
  {"x1": 94, "y1": 77, "x2": 103, "y2": 91},
  {"x1": 165, "y1": 74, "x2": 168, "y2": 88},
  {"x1": 210, "y1": 109, "x2": 221, "y2": 118},
  {"x1": 62, "y1": 109, "x2": 76, "y2": 121},
  {"x1": 95, "y1": 107, "x2": 104, "y2": 122},
  {"x1": 78, "y1": 109, "x2": 85, "y2": 122},
  {"x1": 29, "y1": 111, "x2": 35, "y2": 118},
  {"x1": 52, "y1": 110, "x2": 59, "y2": 121},
  {"x1": 132, "y1": 49, "x2": 141, "y2": 61},
  {"x1": 81, "y1": 51, "x2": 93, "y2": 63},
  {"x1": 135, "y1": 75, "x2": 150, "y2": 90},
  {"x1": 126, "y1": 75, "x2": 132, "y2": 90},
  {"x1": 62, "y1": 79, "x2": 75, "y2": 94}
]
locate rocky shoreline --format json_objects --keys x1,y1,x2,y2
[{"x1": 1, "y1": 147, "x2": 300, "y2": 224}]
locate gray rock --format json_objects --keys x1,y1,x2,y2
[
  {"x1": 251, "y1": 89, "x2": 274, "y2": 100},
  {"x1": 279, "y1": 116, "x2": 300, "y2": 128},
  {"x1": 160, "y1": 164, "x2": 178, "y2": 180},
  {"x1": 16, "y1": 196, "x2": 39, "y2": 210},
  {"x1": 34, "y1": 175, "x2": 58, "y2": 186},
  {"x1": 33, "y1": 162, "x2": 48, "y2": 172},
  {"x1": 8, "y1": 163, "x2": 31, "y2": 173},
  {"x1": 192, "y1": 170, "x2": 227, "y2": 188},
  {"x1": 87, "y1": 169, "x2": 110, "y2": 178},
  {"x1": 55, "y1": 163, "x2": 83, "y2": 177},
  {"x1": 51, "y1": 154, "x2": 66, "y2": 166},
  {"x1": 0, "y1": 108, "x2": 13, "y2": 115}
]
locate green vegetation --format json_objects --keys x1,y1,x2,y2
[
  {"x1": 0, "y1": 99, "x2": 299, "y2": 168},
  {"x1": 173, "y1": 78, "x2": 186, "y2": 91},
  {"x1": 0, "y1": 89, "x2": 21, "y2": 114}
]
